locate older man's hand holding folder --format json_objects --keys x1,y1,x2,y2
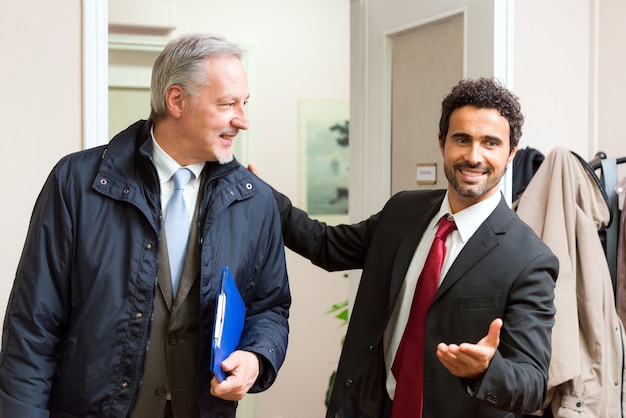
[{"x1": 211, "y1": 267, "x2": 246, "y2": 382}]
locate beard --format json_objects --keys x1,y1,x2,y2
[
  {"x1": 215, "y1": 147, "x2": 234, "y2": 165},
  {"x1": 444, "y1": 162, "x2": 506, "y2": 198},
  {"x1": 217, "y1": 152, "x2": 234, "y2": 165}
]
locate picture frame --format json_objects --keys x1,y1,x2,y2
[{"x1": 298, "y1": 99, "x2": 350, "y2": 223}]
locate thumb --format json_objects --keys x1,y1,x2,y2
[
  {"x1": 247, "y1": 163, "x2": 258, "y2": 175},
  {"x1": 483, "y1": 318, "x2": 502, "y2": 349}
]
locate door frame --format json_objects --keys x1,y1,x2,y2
[{"x1": 349, "y1": 0, "x2": 515, "y2": 223}]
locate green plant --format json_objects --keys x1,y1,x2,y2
[{"x1": 325, "y1": 298, "x2": 349, "y2": 407}]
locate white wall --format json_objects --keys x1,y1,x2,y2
[
  {"x1": 513, "y1": 0, "x2": 592, "y2": 157},
  {"x1": 506, "y1": 0, "x2": 625, "y2": 180},
  {"x1": 597, "y1": 0, "x2": 626, "y2": 181},
  {"x1": 0, "y1": 2, "x2": 82, "y2": 330}
]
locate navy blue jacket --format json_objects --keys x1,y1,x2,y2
[{"x1": 0, "y1": 120, "x2": 291, "y2": 417}]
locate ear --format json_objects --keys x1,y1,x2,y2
[
  {"x1": 507, "y1": 145, "x2": 519, "y2": 165},
  {"x1": 438, "y1": 134, "x2": 445, "y2": 155},
  {"x1": 164, "y1": 85, "x2": 185, "y2": 118}
]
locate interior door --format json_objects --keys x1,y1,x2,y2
[{"x1": 390, "y1": 14, "x2": 463, "y2": 194}]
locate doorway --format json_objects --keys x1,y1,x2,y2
[{"x1": 390, "y1": 14, "x2": 463, "y2": 194}]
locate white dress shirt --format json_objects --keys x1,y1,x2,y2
[
  {"x1": 384, "y1": 190, "x2": 502, "y2": 398},
  {"x1": 151, "y1": 131, "x2": 205, "y2": 226}
]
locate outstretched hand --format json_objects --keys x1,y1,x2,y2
[{"x1": 436, "y1": 318, "x2": 502, "y2": 379}]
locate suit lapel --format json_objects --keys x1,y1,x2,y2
[
  {"x1": 158, "y1": 229, "x2": 174, "y2": 312},
  {"x1": 388, "y1": 194, "x2": 443, "y2": 307},
  {"x1": 436, "y1": 197, "x2": 513, "y2": 298}
]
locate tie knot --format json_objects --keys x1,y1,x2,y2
[
  {"x1": 436, "y1": 216, "x2": 456, "y2": 241},
  {"x1": 172, "y1": 167, "x2": 193, "y2": 190}
]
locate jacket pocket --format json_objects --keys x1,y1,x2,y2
[
  {"x1": 555, "y1": 394, "x2": 585, "y2": 417},
  {"x1": 455, "y1": 295, "x2": 500, "y2": 342},
  {"x1": 457, "y1": 295, "x2": 499, "y2": 310}
]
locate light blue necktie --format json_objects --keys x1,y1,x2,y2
[{"x1": 165, "y1": 167, "x2": 193, "y2": 298}]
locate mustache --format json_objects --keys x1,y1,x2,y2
[{"x1": 454, "y1": 162, "x2": 491, "y2": 172}]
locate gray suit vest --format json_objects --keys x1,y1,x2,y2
[{"x1": 131, "y1": 182, "x2": 203, "y2": 418}]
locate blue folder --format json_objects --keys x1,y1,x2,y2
[{"x1": 211, "y1": 266, "x2": 246, "y2": 382}]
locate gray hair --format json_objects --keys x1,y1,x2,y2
[{"x1": 149, "y1": 33, "x2": 243, "y2": 121}]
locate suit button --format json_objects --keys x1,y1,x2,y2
[
  {"x1": 168, "y1": 334, "x2": 178, "y2": 345},
  {"x1": 485, "y1": 393, "x2": 499, "y2": 404},
  {"x1": 155, "y1": 387, "x2": 166, "y2": 396},
  {"x1": 345, "y1": 378, "x2": 353, "y2": 387},
  {"x1": 367, "y1": 345, "x2": 374, "y2": 353}
]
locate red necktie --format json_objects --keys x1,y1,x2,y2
[{"x1": 391, "y1": 216, "x2": 457, "y2": 418}]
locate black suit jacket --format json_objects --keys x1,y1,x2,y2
[
  {"x1": 275, "y1": 189, "x2": 558, "y2": 418},
  {"x1": 275, "y1": 190, "x2": 558, "y2": 418}
]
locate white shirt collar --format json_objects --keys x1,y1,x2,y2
[
  {"x1": 437, "y1": 189, "x2": 502, "y2": 244},
  {"x1": 151, "y1": 126, "x2": 204, "y2": 183}
]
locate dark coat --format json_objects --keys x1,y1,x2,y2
[
  {"x1": 0, "y1": 120, "x2": 291, "y2": 418},
  {"x1": 275, "y1": 188, "x2": 558, "y2": 418}
]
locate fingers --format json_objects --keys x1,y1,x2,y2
[
  {"x1": 209, "y1": 350, "x2": 260, "y2": 401},
  {"x1": 247, "y1": 163, "x2": 258, "y2": 175},
  {"x1": 436, "y1": 318, "x2": 503, "y2": 378}
]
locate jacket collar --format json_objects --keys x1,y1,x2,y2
[
  {"x1": 99, "y1": 119, "x2": 243, "y2": 189},
  {"x1": 436, "y1": 196, "x2": 512, "y2": 297},
  {"x1": 93, "y1": 120, "x2": 245, "y2": 234}
]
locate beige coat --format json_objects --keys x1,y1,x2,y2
[{"x1": 516, "y1": 146, "x2": 626, "y2": 417}]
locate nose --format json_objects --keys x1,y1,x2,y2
[
  {"x1": 464, "y1": 143, "x2": 483, "y2": 165},
  {"x1": 232, "y1": 105, "x2": 249, "y2": 130}
]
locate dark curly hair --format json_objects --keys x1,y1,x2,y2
[{"x1": 438, "y1": 78, "x2": 524, "y2": 152}]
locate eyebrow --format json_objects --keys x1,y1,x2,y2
[
  {"x1": 450, "y1": 132, "x2": 470, "y2": 139},
  {"x1": 216, "y1": 94, "x2": 250, "y2": 102},
  {"x1": 450, "y1": 132, "x2": 504, "y2": 143}
]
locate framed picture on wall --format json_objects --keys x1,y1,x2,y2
[{"x1": 298, "y1": 99, "x2": 350, "y2": 223}]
